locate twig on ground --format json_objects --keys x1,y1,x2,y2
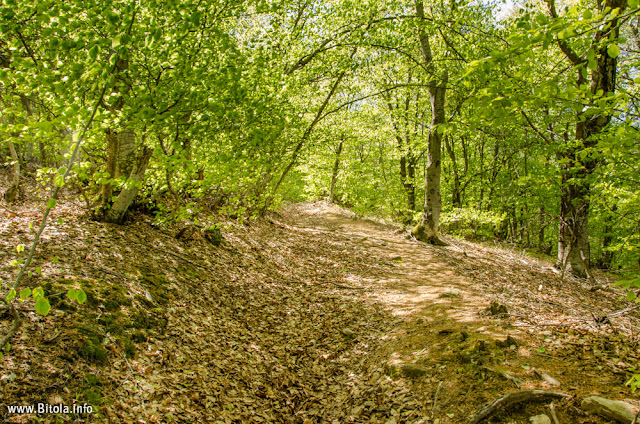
[
  {"x1": 314, "y1": 281, "x2": 365, "y2": 290},
  {"x1": 467, "y1": 390, "x2": 570, "y2": 424},
  {"x1": 549, "y1": 402, "x2": 560, "y2": 424},
  {"x1": 0, "y1": 202, "x2": 20, "y2": 214},
  {"x1": 432, "y1": 380, "x2": 443, "y2": 419}
]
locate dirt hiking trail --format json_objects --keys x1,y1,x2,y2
[{"x1": 1, "y1": 200, "x2": 639, "y2": 424}]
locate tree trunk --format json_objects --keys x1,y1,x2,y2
[
  {"x1": 538, "y1": 206, "x2": 548, "y2": 253},
  {"x1": 406, "y1": 156, "x2": 416, "y2": 211},
  {"x1": 412, "y1": 0, "x2": 448, "y2": 245},
  {"x1": 600, "y1": 204, "x2": 617, "y2": 268},
  {"x1": 268, "y1": 67, "x2": 348, "y2": 205},
  {"x1": 413, "y1": 71, "x2": 448, "y2": 245},
  {"x1": 556, "y1": 154, "x2": 592, "y2": 277},
  {"x1": 104, "y1": 146, "x2": 152, "y2": 224},
  {"x1": 329, "y1": 139, "x2": 343, "y2": 202},
  {"x1": 3, "y1": 140, "x2": 20, "y2": 202},
  {"x1": 444, "y1": 135, "x2": 461, "y2": 208},
  {"x1": 547, "y1": 0, "x2": 625, "y2": 278},
  {"x1": 101, "y1": 129, "x2": 119, "y2": 205}
]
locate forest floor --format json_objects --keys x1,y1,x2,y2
[{"x1": 1, "y1": 192, "x2": 640, "y2": 423}]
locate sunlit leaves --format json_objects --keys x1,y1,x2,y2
[{"x1": 67, "y1": 288, "x2": 87, "y2": 304}]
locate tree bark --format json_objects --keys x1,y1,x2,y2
[
  {"x1": 3, "y1": 140, "x2": 20, "y2": 202},
  {"x1": 104, "y1": 146, "x2": 152, "y2": 224},
  {"x1": 548, "y1": 0, "x2": 625, "y2": 278},
  {"x1": 101, "y1": 129, "x2": 119, "y2": 205},
  {"x1": 413, "y1": 71, "x2": 448, "y2": 244},
  {"x1": 444, "y1": 135, "x2": 462, "y2": 208},
  {"x1": 329, "y1": 138, "x2": 344, "y2": 203},
  {"x1": 600, "y1": 204, "x2": 616, "y2": 268},
  {"x1": 412, "y1": 0, "x2": 448, "y2": 245}
]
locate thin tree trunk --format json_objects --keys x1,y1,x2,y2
[
  {"x1": 269, "y1": 68, "x2": 348, "y2": 200},
  {"x1": 329, "y1": 139, "x2": 344, "y2": 202},
  {"x1": 412, "y1": 0, "x2": 448, "y2": 245},
  {"x1": 601, "y1": 204, "x2": 616, "y2": 268},
  {"x1": 4, "y1": 140, "x2": 20, "y2": 202},
  {"x1": 406, "y1": 156, "x2": 416, "y2": 211},
  {"x1": 444, "y1": 135, "x2": 461, "y2": 208}
]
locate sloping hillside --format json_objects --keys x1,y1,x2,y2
[{"x1": 1, "y1": 198, "x2": 639, "y2": 423}]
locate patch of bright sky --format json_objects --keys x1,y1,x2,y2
[{"x1": 471, "y1": 0, "x2": 520, "y2": 20}]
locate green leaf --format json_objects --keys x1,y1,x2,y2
[
  {"x1": 6, "y1": 289, "x2": 16, "y2": 302},
  {"x1": 608, "y1": 44, "x2": 620, "y2": 58},
  {"x1": 32, "y1": 287, "x2": 45, "y2": 301},
  {"x1": 112, "y1": 34, "x2": 122, "y2": 48},
  {"x1": 76, "y1": 289, "x2": 87, "y2": 304},
  {"x1": 627, "y1": 291, "x2": 636, "y2": 301},
  {"x1": 88, "y1": 45, "x2": 99, "y2": 60},
  {"x1": 16, "y1": 244, "x2": 24, "y2": 253},
  {"x1": 35, "y1": 297, "x2": 51, "y2": 316},
  {"x1": 47, "y1": 198, "x2": 56, "y2": 209},
  {"x1": 629, "y1": 0, "x2": 639, "y2": 8},
  {"x1": 4, "y1": 343, "x2": 10, "y2": 352},
  {"x1": 67, "y1": 289, "x2": 78, "y2": 301},
  {"x1": 20, "y1": 288, "x2": 31, "y2": 300}
]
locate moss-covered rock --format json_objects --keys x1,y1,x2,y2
[{"x1": 204, "y1": 226, "x2": 223, "y2": 246}]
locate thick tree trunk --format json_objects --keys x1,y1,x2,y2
[
  {"x1": 547, "y1": 0, "x2": 624, "y2": 278},
  {"x1": 104, "y1": 146, "x2": 152, "y2": 224},
  {"x1": 101, "y1": 129, "x2": 119, "y2": 205},
  {"x1": 556, "y1": 152, "x2": 593, "y2": 277},
  {"x1": 3, "y1": 140, "x2": 20, "y2": 202},
  {"x1": 329, "y1": 139, "x2": 343, "y2": 202}
]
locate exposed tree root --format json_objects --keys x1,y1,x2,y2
[{"x1": 467, "y1": 390, "x2": 570, "y2": 424}]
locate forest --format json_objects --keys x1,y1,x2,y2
[{"x1": 1, "y1": 0, "x2": 640, "y2": 422}]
